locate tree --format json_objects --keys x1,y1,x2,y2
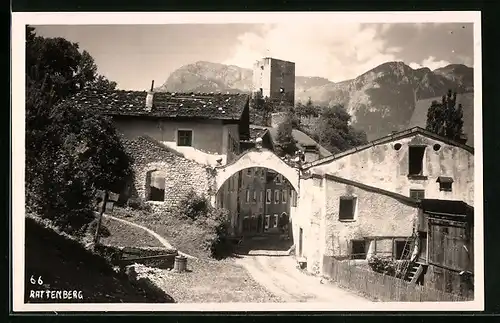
[
  {"x1": 311, "y1": 105, "x2": 368, "y2": 154},
  {"x1": 25, "y1": 26, "x2": 131, "y2": 235},
  {"x1": 274, "y1": 110, "x2": 299, "y2": 157},
  {"x1": 426, "y1": 89, "x2": 465, "y2": 141},
  {"x1": 250, "y1": 92, "x2": 275, "y2": 126}
]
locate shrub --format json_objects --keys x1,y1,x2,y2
[
  {"x1": 368, "y1": 255, "x2": 410, "y2": 278},
  {"x1": 177, "y1": 189, "x2": 209, "y2": 220},
  {"x1": 127, "y1": 197, "x2": 152, "y2": 213},
  {"x1": 201, "y1": 207, "x2": 231, "y2": 259}
]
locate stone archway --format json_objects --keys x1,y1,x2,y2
[{"x1": 214, "y1": 148, "x2": 300, "y2": 194}]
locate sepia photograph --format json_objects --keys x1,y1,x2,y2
[{"x1": 11, "y1": 11, "x2": 482, "y2": 312}]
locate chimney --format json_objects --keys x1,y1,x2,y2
[
  {"x1": 270, "y1": 112, "x2": 288, "y2": 128},
  {"x1": 303, "y1": 145, "x2": 320, "y2": 163},
  {"x1": 145, "y1": 80, "x2": 154, "y2": 112}
]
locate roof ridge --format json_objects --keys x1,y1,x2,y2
[{"x1": 305, "y1": 126, "x2": 474, "y2": 169}]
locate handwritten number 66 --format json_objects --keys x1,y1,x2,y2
[{"x1": 30, "y1": 275, "x2": 43, "y2": 285}]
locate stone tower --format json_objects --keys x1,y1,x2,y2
[{"x1": 252, "y1": 57, "x2": 295, "y2": 109}]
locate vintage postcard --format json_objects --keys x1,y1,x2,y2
[{"x1": 11, "y1": 11, "x2": 483, "y2": 312}]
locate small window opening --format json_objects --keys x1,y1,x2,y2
[
  {"x1": 409, "y1": 146, "x2": 426, "y2": 176},
  {"x1": 409, "y1": 189, "x2": 425, "y2": 200},
  {"x1": 394, "y1": 143, "x2": 402, "y2": 151},
  {"x1": 274, "y1": 190, "x2": 280, "y2": 204},
  {"x1": 265, "y1": 215, "x2": 270, "y2": 229},
  {"x1": 177, "y1": 130, "x2": 193, "y2": 147},
  {"x1": 339, "y1": 196, "x2": 356, "y2": 221},
  {"x1": 147, "y1": 171, "x2": 165, "y2": 201},
  {"x1": 433, "y1": 143, "x2": 442, "y2": 151},
  {"x1": 394, "y1": 240, "x2": 407, "y2": 259},
  {"x1": 351, "y1": 240, "x2": 367, "y2": 259},
  {"x1": 266, "y1": 189, "x2": 272, "y2": 204}
]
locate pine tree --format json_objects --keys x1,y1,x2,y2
[
  {"x1": 275, "y1": 111, "x2": 298, "y2": 157},
  {"x1": 426, "y1": 89, "x2": 465, "y2": 141}
]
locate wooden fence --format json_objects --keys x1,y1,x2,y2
[{"x1": 322, "y1": 257, "x2": 473, "y2": 302}]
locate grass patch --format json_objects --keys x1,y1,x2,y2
[
  {"x1": 154, "y1": 258, "x2": 283, "y2": 303},
  {"x1": 112, "y1": 207, "x2": 220, "y2": 260},
  {"x1": 99, "y1": 216, "x2": 164, "y2": 248}
]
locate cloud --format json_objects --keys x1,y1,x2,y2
[
  {"x1": 409, "y1": 56, "x2": 451, "y2": 70},
  {"x1": 223, "y1": 23, "x2": 401, "y2": 82}
]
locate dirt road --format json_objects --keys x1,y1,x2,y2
[{"x1": 234, "y1": 255, "x2": 372, "y2": 303}]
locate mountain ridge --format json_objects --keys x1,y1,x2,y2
[{"x1": 156, "y1": 60, "x2": 474, "y2": 142}]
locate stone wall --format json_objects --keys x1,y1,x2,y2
[{"x1": 122, "y1": 136, "x2": 216, "y2": 212}]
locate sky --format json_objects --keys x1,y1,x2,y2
[{"x1": 33, "y1": 23, "x2": 474, "y2": 90}]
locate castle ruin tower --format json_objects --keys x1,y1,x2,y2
[{"x1": 252, "y1": 57, "x2": 296, "y2": 109}]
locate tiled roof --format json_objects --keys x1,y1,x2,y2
[{"x1": 63, "y1": 90, "x2": 249, "y2": 121}]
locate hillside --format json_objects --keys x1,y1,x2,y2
[
  {"x1": 24, "y1": 216, "x2": 175, "y2": 303},
  {"x1": 157, "y1": 61, "x2": 474, "y2": 141}
]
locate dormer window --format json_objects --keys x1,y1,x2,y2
[{"x1": 437, "y1": 177, "x2": 454, "y2": 192}]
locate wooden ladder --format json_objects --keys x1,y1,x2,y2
[
  {"x1": 407, "y1": 263, "x2": 424, "y2": 284},
  {"x1": 395, "y1": 233, "x2": 416, "y2": 280}
]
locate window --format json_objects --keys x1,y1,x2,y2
[
  {"x1": 246, "y1": 190, "x2": 250, "y2": 204},
  {"x1": 282, "y1": 189, "x2": 287, "y2": 204},
  {"x1": 147, "y1": 170, "x2": 165, "y2": 202},
  {"x1": 265, "y1": 215, "x2": 270, "y2": 229},
  {"x1": 273, "y1": 214, "x2": 279, "y2": 228},
  {"x1": 409, "y1": 146, "x2": 426, "y2": 176},
  {"x1": 291, "y1": 190, "x2": 298, "y2": 207},
  {"x1": 410, "y1": 189, "x2": 425, "y2": 200},
  {"x1": 394, "y1": 240, "x2": 407, "y2": 259},
  {"x1": 339, "y1": 196, "x2": 356, "y2": 221},
  {"x1": 177, "y1": 130, "x2": 193, "y2": 147},
  {"x1": 275, "y1": 174, "x2": 282, "y2": 185},
  {"x1": 437, "y1": 176, "x2": 454, "y2": 192},
  {"x1": 260, "y1": 191, "x2": 263, "y2": 203},
  {"x1": 274, "y1": 190, "x2": 280, "y2": 204},
  {"x1": 266, "y1": 189, "x2": 272, "y2": 204},
  {"x1": 351, "y1": 240, "x2": 367, "y2": 260},
  {"x1": 247, "y1": 168, "x2": 252, "y2": 176},
  {"x1": 252, "y1": 191, "x2": 257, "y2": 204}
]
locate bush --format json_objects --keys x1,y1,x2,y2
[
  {"x1": 127, "y1": 197, "x2": 152, "y2": 213},
  {"x1": 368, "y1": 255, "x2": 410, "y2": 278},
  {"x1": 201, "y1": 207, "x2": 231, "y2": 259},
  {"x1": 177, "y1": 189, "x2": 210, "y2": 220}
]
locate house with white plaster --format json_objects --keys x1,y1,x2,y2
[{"x1": 292, "y1": 127, "x2": 474, "y2": 274}]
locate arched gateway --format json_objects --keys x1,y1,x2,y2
[{"x1": 214, "y1": 148, "x2": 300, "y2": 194}]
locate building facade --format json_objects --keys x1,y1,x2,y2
[
  {"x1": 306, "y1": 127, "x2": 474, "y2": 206},
  {"x1": 252, "y1": 57, "x2": 295, "y2": 108},
  {"x1": 66, "y1": 89, "x2": 250, "y2": 218},
  {"x1": 294, "y1": 127, "x2": 474, "y2": 274}
]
